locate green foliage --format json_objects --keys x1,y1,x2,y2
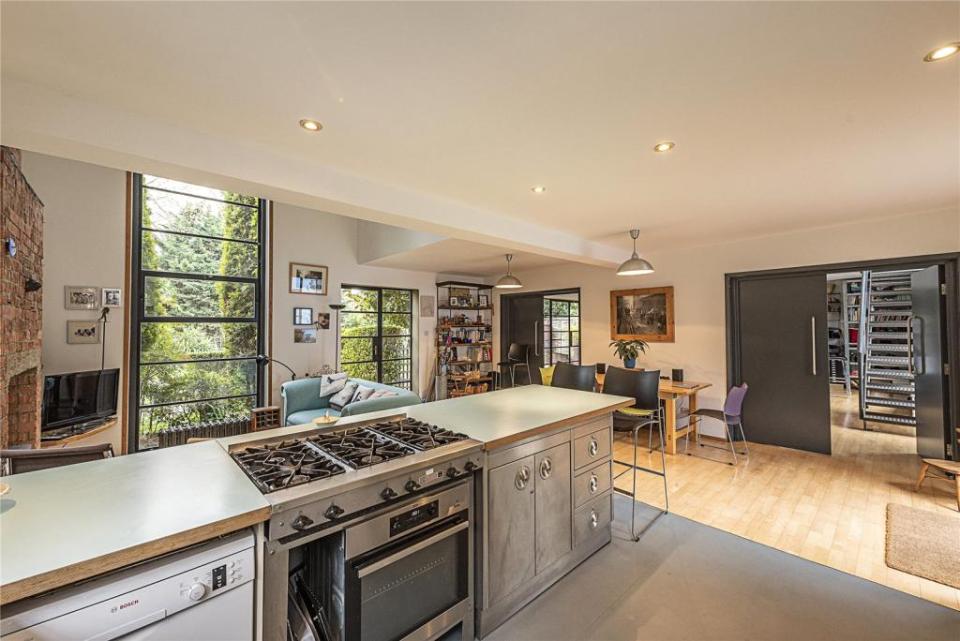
[
  {"x1": 609, "y1": 339, "x2": 649, "y2": 362},
  {"x1": 339, "y1": 289, "x2": 413, "y2": 388}
]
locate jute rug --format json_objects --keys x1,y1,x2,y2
[{"x1": 885, "y1": 503, "x2": 960, "y2": 589}]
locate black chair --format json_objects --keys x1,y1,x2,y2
[
  {"x1": 497, "y1": 343, "x2": 530, "y2": 388},
  {"x1": 1, "y1": 443, "x2": 114, "y2": 475},
  {"x1": 602, "y1": 367, "x2": 668, "y2": 540},
  {"x1": 551, "y1": 363, "x2": 597, "y2": 392}
]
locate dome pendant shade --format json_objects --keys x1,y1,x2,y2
[
  {"x1": 616, "y1": 229, "x2": 655, "y2": 276},
  {"x1": 495, "y1": 254, "x2": 523, "y2": 289}
]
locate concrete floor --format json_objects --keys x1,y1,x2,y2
[{"x1": 484, "y1": 496, "x2": 960, "y2": 641}]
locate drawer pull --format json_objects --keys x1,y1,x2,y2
[
  {"x1": 590, "y1": 510, "x2": 599, "y2": 529},
  {"x1": 539, "y1": 457, "x2": 553, "y2": 480},
  {"x1": 589, "y1": 474, "x2": 598, "y2": 493},
  {"x1": 588, "y1": 438, "x2": 599, "y2": 456}
]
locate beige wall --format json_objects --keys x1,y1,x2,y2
[
  {"x1": 494, "y1": 207, "x2": 960, "y2": 433},
  {"x1": 268, "y1": 203, "x2": 440, "y2": 404},
  {"x1": 21, "y1": 151, "x2": 127, "y2": 453}
]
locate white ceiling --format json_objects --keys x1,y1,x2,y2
[
  {"x1": 2, "y1": 2, "x2": 958, "y2": 272},
  {"x1": 367, "y1": 238, "x2": 562, "y2": 277}
]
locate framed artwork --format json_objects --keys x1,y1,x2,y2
[
  {"x1": 420, "y1": 294, "x2": 435, "y2": 317},
  {"x1": 294, "y1": 328, "x2": 318, "y2": 343},
  {"x1": 65, "y1": 286, "x2": 99, "y2": 310},
  {"x1": 610, "y1": 286, "x2": 675, "y2": 342},
  {"x1": 67, "y1": 320, "x2": 100, "y2": 344},
  {"x1": 290, "y1": 263, "x2": 328, "y2": 295},
  {"x1": 449, "y1": 296, "x2": 460, "y2": 307},
  {"x1": 316, "y1": 312, "x2": 330, "y2": 330},
  {"x1": 293, "y1": 307, "x2": 313, "y2": 325},
  {"x1": 102, "y1": 288, "x2": 122, "y2": 307},
  {"x1": 479, "y1": 294, "x2": 489, "y2": 307}
]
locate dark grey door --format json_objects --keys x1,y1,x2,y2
[
  {"x1": 501, "y1": 294, "x2": 544, "y2": 383},
  {"x1": 735, "y1": 273, "x2": 831, "y2": 454},
  {"x1": 911, "y1": 266, "x2": 948, "y2": 458}
]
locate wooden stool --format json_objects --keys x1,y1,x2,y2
[{"x1": 914, "y1": 458, "x2": 960, "y2": 510}]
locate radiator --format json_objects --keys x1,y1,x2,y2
[{"x1": 156, "y1": 416, "x2": 251, "y2": 448}]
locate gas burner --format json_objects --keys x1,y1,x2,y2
[
  {"x1": 309, "y1": 428, "x2": 418, "y2": 469},
  {"x1": 231, "y1": 440, "x2": 347, "y2": 493},
  {"x1": 368, "y1": 418, "x2": 470, "y2": 451}
]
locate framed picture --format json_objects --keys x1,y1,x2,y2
[
  {"x1": 479, "y1": 294, "x2": 489, "y2": 307},
  {"x1": 316, "y1": 312, "x2": 330, "y2": 330},
  {"x1": 449, "y1": 296, "x2": 460, "y2": 307},
  {"x1": 420, "y1": 294, "x2": 435, "y2": 318},
  {"x1": 293, "y1": 307, "x2": 313, "y2": 325},
  {"x1": 610, "y1": 286, "x2": 675, "y2": 342},
  {"x1": 294, "y1": 328, "x2": 317, "y2": 343},
  {"x1": 67, "y1": 320, "x2": 100, "y2": 344},
  {"x1": 290, "y1": 263, "x2": 328, "y2": 295},
  {"x1": 65, "y1": 286, "x2": 99, "y2": 310},
  {"x1": 102, "y1": 288, "x2": 122, "y2": 307}
]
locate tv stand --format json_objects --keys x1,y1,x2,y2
[{"x1": 41, "y1": 417, "x2": 117, "y2": 448}]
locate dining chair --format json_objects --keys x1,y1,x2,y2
[
  {"x1": 603, "y1": 367, "x2": 668, "y2": 540},
  {"x1": 0, "y1": 443, "x2": 114, "y2": 475},
  {"x1": 686, "y1": 383, "x2": 749, "y2": 465},
  {"x1": 550, "y1": 362, "x2": 597, "y2": 392},
  {"x1": 497, "y1": 343, "x2": 530, "y2": 388}
]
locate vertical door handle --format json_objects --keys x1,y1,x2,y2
[
  {"x1": 534, "y1": 321, "x2": 540, "y2": 356},
  {"x1": 810, "y1": 316, "x2": 817, "y2": 376}
]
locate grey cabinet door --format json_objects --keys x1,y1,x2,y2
[
  {"x1": 535, "y1": 442, "x2": 572, "y2": 573},
  {"x1": 488, "y1": 455, "x2": 536, "y2": 604},
  {"x1": 911, "y1": 266, "x2": 948, "y2": 458}
]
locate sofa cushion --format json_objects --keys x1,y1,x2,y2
[
  {"x1": 287, "y1": 408, "x2": 341, "y2": 425},
  {"x1": 369, "y1": 388, "x2": 398, "y2": 400},
  {"x1": 539, "y1": 365, "x2": 556, "y2": 386},
  {"x1": 329, "y1": 381, "x2": 359, "y2": 411},
  {"x1": 352, "y1": 384, "x2": 376, "y2": 404},
  {"x1": 319, "y1": 372, "x2": 349, "y2": 398}
]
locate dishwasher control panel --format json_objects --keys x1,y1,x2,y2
[{"x1": 177, "y1": 552, "x2": 249, "y2": 602}]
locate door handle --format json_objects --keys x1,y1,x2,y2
[
  {"x1": 539, "y1": 457, "x2": 552, "y2": 480},
  {"x1": 356, "y1": 520, "x2": 469, "y2": 578},
  {"x1": 810, "y1": 316, "x2": 817, "y2": 376},
  {"x1": 912, "y1": 316, "x2": 925, "y2": 375},
  {"x1": 515, "y1": 465, "x2": 531, "y2": 490},
  {"x1": 534, "y1": 320, "x2": 540, "y2": 356}
]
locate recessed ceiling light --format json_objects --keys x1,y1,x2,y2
[
  {"x1": 653, "y1": 141, "x2": 675, "y2": 153},
  {"x1": 924, "y1": 43, "x2": 960, "y2": 62},
  {"x1": 299, "y1": 119, "x2": 323, "y2": 132},
  {"x1": 531, "y1": 185, "x2": 547, "y2": 194}
]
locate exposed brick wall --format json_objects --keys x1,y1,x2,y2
[{"x1": 1, "y1": 146, "x2": 44, "y2": 448}]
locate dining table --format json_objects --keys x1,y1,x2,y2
[{"x1": 595, "y1": 372, "x2": 712, "y2": 455}]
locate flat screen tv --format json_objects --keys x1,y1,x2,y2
[{"x1": 41, "y1": 368, "x2": 119, "y2": 431}]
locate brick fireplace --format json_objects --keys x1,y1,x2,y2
[{"x1": 1, "y1": 146, "x2": 44, "y2": 448}]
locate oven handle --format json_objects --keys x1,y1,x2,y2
[{"x1": 357, "y1": 520, "x2": 469, "y2": 579}]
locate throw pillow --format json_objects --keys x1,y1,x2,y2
[
  {"x1": 319, "y1": 372, "x2": 348, "y2": 398},
  {"x1": 351, "y1": 385, "x2": 376, "y2": 404},
  {"x1": 329, "y1": 381, "x2": 359, "y2": 411},
  {"x1": 369, "y1": 389, "x2": 398, "y2": 400},
  {"x1": 539, "y1": 365, "x2": 556, "y2": 386}
]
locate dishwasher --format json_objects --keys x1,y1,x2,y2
[{"x1": 1, "y1": 530, "x2": 255, "y2": 641}]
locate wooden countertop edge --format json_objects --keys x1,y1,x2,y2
[
  {"x1": 482, "y1": 399, "x2": 635, "y2": 451},
  {"x1": 0, "y1": 505, "x2": 271, "y2": 606}
]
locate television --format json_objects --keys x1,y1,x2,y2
[{"x1": 41, "y1": 368, "x2": 119, "y2": 431}]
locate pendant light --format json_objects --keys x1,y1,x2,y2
[
  {"x1": 616, "y1": 229, "x2": 655, "y2": 276},
  {"x1": 495, "y1": 254, "x2": 523, "y2": 289}
]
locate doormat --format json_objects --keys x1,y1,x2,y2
[{"x1": 885, "y1": 503, "x2": 960, "y2": 589}]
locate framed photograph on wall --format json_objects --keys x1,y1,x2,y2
[
  {"x1": 479, "y1": 294, "x2": 489, "y2": 307},
  {"x1": 290, "y1": 263, "x2": 328, "y2": 295},
  {"x1": 420, "y1": 294, "x2": 435, "y2": 318},
  {"x1": 102, "y1": 288, "x2": 122, "y2": 307},
  {"x1": 316, "y1": 312, "x2": 330, "y2": 329},
  {"x1": 65, "y1": 286, "x2": 99, "y2": 310},
  {"x1": 293, "y1": 307, "x2": 313, "y2": 325},
  {"x1": 294, "y1": 328, "x2": 318, "y2": 343},
  {"x1": 610, "y1": 286, "x2": 675, "y2": 342},
  {"x1": 67, "y1": 320, "x2": 100, "y2": 344}
]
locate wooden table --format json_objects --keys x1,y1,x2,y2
[{"x1": 596, "y1": 373, "x2": 712, "y2": 455}]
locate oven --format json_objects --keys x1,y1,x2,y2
[{"x1": 267, "y1": 480, "x2": 474, "y2": 641}]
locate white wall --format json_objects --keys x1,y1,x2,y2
[
  {"x1": 494, "y1": 207, "x2": 960, "y2": 433},
  {"x1": 20, "y1": 151, "x2": 127, "y2": 453},
  {"x1": 269, "y1": 204, "x2": 441, "y2": 404}
]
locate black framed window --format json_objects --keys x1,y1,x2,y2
[
  {"x1": 340, "y1": 286, "x2": 414, "y2": 389},
  {"x1": 543, "y1": 298, "x2": 580, "y2": 365},
  {"x1": 129, "y1": 175, "x2": 267, "y2": 450}
]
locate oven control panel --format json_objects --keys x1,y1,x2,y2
[{"x1": 390, "y1": 500, "x2": 439, "y2": 537}]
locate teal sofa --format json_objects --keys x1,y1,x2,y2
[{"x1": 280, "y1": 377, "x2": 421, "y2": 426}]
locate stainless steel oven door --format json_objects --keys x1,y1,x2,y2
[{"x1": 343, "y1": 513, "x2": 469, "y2": 641}]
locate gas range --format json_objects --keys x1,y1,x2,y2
[{"x1": 227, "y1": 417, "x2": 483, "y2": 541}]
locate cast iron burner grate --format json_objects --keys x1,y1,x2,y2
[
  {"x1": 307, "y1": 428, "x2": 418, "y2": 469},
  {"x1": 367, "y1": 418, "x2": 470, "y2": 451},
  {"x1": 231, "y1": 440, "x2": 347, "y2": 493}
]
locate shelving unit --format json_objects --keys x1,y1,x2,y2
[
  {"x1": 435, "y1": 281, "x2": 494, "y2": 399},
  {"x1": 827, "y1": 278, "x2": 862, "y2": 392}
]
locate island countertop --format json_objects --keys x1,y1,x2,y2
[
  {"x1": 0, "y1": 440, "x2": 270, "y2": 605},
  {"x1": 406, "y1": 386, "x2": 634, "y2": 450}
]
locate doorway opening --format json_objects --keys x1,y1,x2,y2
[{"x1": 499, "y1": 288, "x2": 580, "y2": 386}]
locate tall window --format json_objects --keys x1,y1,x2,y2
[
  {"x1": 543, "y1": 298, "x2": 580, "y2": 365},
  {"x1": 129, "y1": 175, "x2": 267, "y2": 450},
  {"x1": 339, "y1": 287, "x2": 415, "y2": 390}
]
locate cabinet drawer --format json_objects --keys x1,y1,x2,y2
[
  {"x1": 573, "y1": 461, "x2": 611, "y2": 508},
  {"x1": 573, "y1": 428, "x2": 610, "y2": 470},
  {"x1": 574, "y1": 492, "x2": 612, "y2": 547}
]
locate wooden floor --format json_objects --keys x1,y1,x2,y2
[{"x1": 613, "y1": 386, "x2": 960, "y2": 610}]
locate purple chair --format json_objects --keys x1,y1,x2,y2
[{"x1": 687, "y1": 383, "x2": 749, "y2": 465}]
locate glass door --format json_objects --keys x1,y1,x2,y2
[{"x1": 340, "y1": 286, "x2": 414, "y2": 389}]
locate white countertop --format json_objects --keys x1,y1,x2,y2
[{"x1": 0, "y1": 441, "x2": 269, "y2": 605}]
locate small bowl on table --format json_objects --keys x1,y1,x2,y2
[{"x1": 313, "y1": 414, "x2": 339, "y2": 427}]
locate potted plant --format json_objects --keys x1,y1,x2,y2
[{"x1": 609, "y1": 339, "x2": 649, "y2": 369}]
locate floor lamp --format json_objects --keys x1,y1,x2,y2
[{"x1": 329, "y1": 303, "x2": 345, "y2": 370}]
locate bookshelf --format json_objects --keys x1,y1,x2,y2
[{"x1": 436, "y1": 281, "x2": 494, "y2": 399}]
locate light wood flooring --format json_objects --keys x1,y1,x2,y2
[{"x1": 612, "y1": 386, "x2": 960, "y2": 610}]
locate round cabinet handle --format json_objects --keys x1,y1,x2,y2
[
  {"x1": 539, "y1": 458, "x2": 553, "y2": 480},
  {"x1": 589, "y1": 474, "x2": 599, "y2": 493},
  {"x1": 515, "y1": 465, "x2": 531, "y2": 490},
  {"x1": 590, "y1": 510, "x2": 599, "y2": 529},
  {"x1": 588, "y1": 439, "x2": 599, "y2": 456}
]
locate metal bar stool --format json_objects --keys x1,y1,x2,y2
[{"x1": 604, "y1": 367, "x2": 668, "y2": 541}]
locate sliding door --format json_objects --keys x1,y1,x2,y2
[
  {"x1": 911, "y1": 266, "x2": 949, "y2": 458},
  {"x1": 340, "y1": 286, "x2": 414, "y2": 389}
]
